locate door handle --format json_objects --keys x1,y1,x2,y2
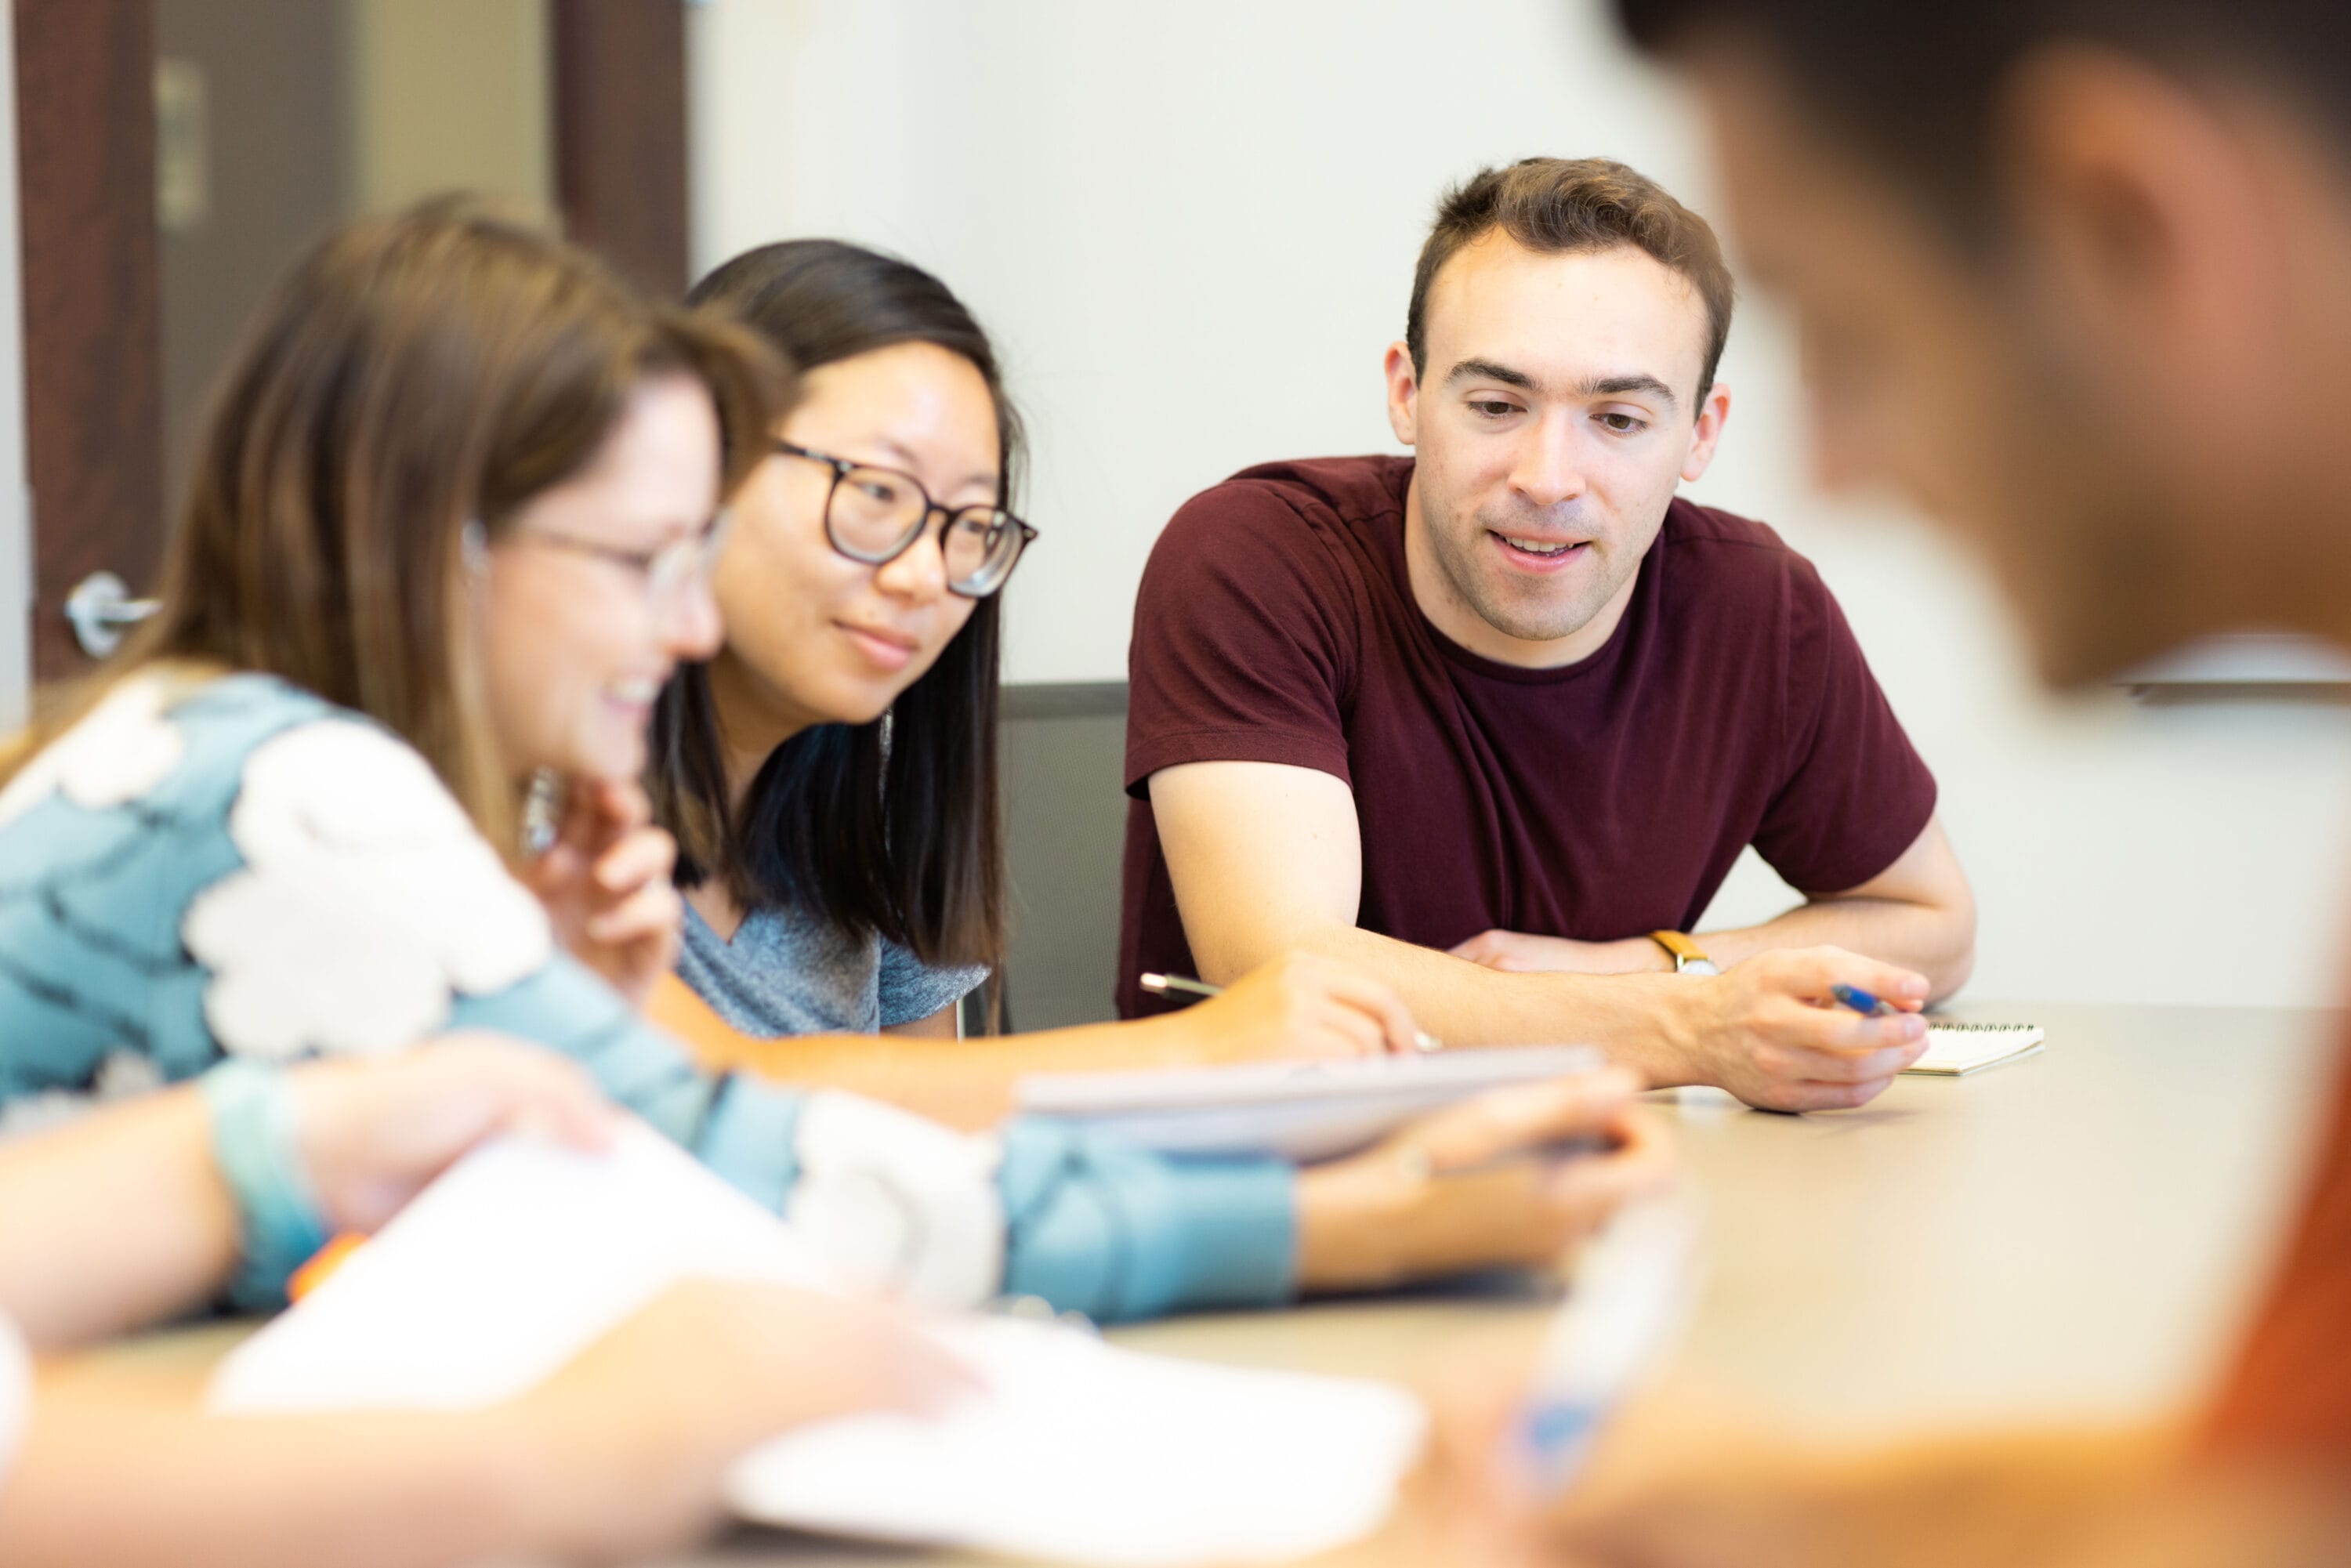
[{"x1": 64, "y1": 571, "x2": 160, "y2": 659}]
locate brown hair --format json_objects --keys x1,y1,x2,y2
[
  {"x1": 1614, "y1": 0, "x2": 2351, "y2": 243},
  {"x1": 2, "y1": 196, "x2": 791, "y2": 847},
  {"x1": 1405, "y1": 157, "x2": 1738, "y2": 404}
]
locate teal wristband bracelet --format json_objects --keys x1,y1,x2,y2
[{"x1": 199, "y1": 1060, "x2": 331, "y2": 1310}]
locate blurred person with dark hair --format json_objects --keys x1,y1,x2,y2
[
  {"x1": 1123, "y1": 156, "x2": 1976, "y2": 1114},
  {"x1": 1324, "y1": 2, "x2": 2351, "y2": 1563}
]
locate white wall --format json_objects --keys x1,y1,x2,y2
[{"x1": 688, "y1": 0, "x2": 2351, "y2": 1009}]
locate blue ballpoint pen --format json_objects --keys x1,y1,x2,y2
[{"x1": 1830, "y1": 982, "x2": 1896, "y2": 1017}]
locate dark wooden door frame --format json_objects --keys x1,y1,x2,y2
[
  {"x1": 550, "y1": 0, "x2": 690, "y2": 299},
  {"x1": 15, "y1": 0, "x2": 165, "y2": 681},
  {"x1": 11, "y1": 0, "x2": 692, "y2": 680}
]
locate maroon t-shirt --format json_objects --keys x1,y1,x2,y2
[{"x1": 1116, "y1": 454, "x2": 1938, "y2": 1019}]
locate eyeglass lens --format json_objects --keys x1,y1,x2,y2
[
  {"x1": 827, "y1": 465, "x2": 1023, "y2": 592},
  {"x1": 646, "y1": 511, "x2": 734, "y2": 601}
]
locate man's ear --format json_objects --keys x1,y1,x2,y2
[
  {"x1": 1383, "y1": 342, "x2": 1421, "y2": 446},
  {"x1": 1681, "y1": 380, "x2": 1733, "y2": 483},
  {"x1": 1998, "y1": 45, "x2": 2284, "y2": 411}
]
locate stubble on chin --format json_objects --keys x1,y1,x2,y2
[{"x1": 1439, "y1": 522, "x2": 1623, "y2": 644}]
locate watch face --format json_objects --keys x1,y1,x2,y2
[{"x1": 1683, "y1": 958, "x2": 1722, "y2": 976}]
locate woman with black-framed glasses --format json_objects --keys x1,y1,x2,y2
[
  {"x1": 643, "y1": 239, "x2": 1437, "y2": 1106},
  {"x1": 636, "y1": 238, "x2": 1665, "y2": 1305}
]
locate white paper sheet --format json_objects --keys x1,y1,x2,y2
[
  {"x1": 209, "y1": 1122, "x2": 832, "y2": 1413},
  {"x1": 208, "y1": 1120, "x2": 1426, "y2": 1566},
  {"x1": 731, "y1": 1316, "x2": 1426, "y2": 1567}
]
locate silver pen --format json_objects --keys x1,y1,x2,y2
[{"x1": 1138, "y1": 972, "x2": 1443, "y2": 1054}]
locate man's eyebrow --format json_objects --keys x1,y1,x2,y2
[
  {"x1": 1444, "y1": 357, "x2": 1538, "y2": 391},
  {"x1": 1580, "y1": 373, "x2": 1679, "y2": 411},
  {"x1": 1444, "y1": 360, "x2": 1683, "y2": 412}
]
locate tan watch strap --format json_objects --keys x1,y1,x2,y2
[{"x1": 1649, "y1": 930, "x2": 1713, "y2": 972}]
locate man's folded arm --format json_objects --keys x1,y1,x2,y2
[
  {"x1": 1148, "y1": 759, "x2": 1696, "y2": 1066},
  {"x1": 1694, "y1": 815, "x2": 1976, "y2": 1000},
  {"x1": 1149, "y1": 758, "x2": 1939, "y2": 1117}
]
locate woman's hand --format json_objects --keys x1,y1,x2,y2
[
  {"x1": 290, "y1": 1034, "x2": 617, "y2": 1233},
  {"x1": 521, "y1": 777, "x2": 685, "y2": 1009},
  {"x1": 502, "y1": 1279, "x2": 975, "y2": 1559},
  {"x1": 1173, "y1": 951, "x2": 1425, "y2": 1061},
  {"x1": 1294, "y1": 1067, "x2": 1675, "y2": 1292}
]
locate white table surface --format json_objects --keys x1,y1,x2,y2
[
  {"x1": 68, "y1": 1002, "x2": 2340, "y2": 1567},
  {"x1": 653, "y1": 1001, "x2": 2342, "y2": 1566}
]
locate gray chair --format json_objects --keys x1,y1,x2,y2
[{"x1": 964, "y1": 683, "x2": 1131, "y2": 1035}]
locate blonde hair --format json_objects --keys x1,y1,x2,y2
[{"x1": 1, "y1": 197, "x2": 791, "y2": 848}]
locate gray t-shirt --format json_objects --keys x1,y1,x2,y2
[{"x1": 677, "y1": 899, "x2": 990, "y2": 1037}]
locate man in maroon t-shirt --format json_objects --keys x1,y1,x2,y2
[{"x1": 1121, "y1": 158, "x2": 1977, "y2": 1112}]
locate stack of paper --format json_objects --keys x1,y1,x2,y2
[
  {"x1": 210, "y1": 1123, "x2": 1426, "y2": 1566},
  {"x1": 732, "y1": 1316, "x2": 1424, "y2": 1566},
  {"x1": 1018, "y1": 1044, "x2": 1605, "y2": 1160},
  {"x1": 210, "y1": 1124, "x2": 832, "y2": 1412}
]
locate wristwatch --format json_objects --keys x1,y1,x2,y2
[{"x1": 1648, "y1": 930, "x2": 1721, "y2": 976}]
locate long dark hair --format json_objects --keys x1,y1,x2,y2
[{"x1": 650, "y1": 240, "x2": 1021, "y2": 969}]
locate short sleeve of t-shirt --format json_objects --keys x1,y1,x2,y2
[
  {"x1": 1125, "y1": 480, "x2": 1361, "y2": 794},
  {"x1": 1746, "y1": 552, "x2": 1938, "y2": 894},
  {"x1": 2200, "y1": 1042, "x2": 2351, "y2": 1465},
  {"x1": 876, "y1": 937, "x2": 989, "y2": 1029}
]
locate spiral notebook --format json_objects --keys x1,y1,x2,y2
[{"x1": 1907, "y1": 1021, "x2": 2045, "y2": 1077}]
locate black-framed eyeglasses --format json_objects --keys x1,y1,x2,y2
[{"x1": 776, "y1": 441, "x2": 1038, "y2": 599}]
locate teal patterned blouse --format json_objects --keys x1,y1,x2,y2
[{"x1": 0, "y1": 672, "x2": 1294, "y2": 1320}]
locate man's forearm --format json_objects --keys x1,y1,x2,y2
[
  {"x1": 1701, "y1": 895, "x2": 1974, "y2": 1001},
  {"x1": 1244, "y1": 922, "x2": 1703, "y2": 1081}
]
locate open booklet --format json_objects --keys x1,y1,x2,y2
[{"x1": 209, "y1": 1122, "x2": 1426, "y2": 1567}]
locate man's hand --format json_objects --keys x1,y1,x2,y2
[
  {"x1": 521, "y1": 778, "x2": 685, "y2": 1010},
  {"x1": 1654, "y1": 947, "x2": 1929, "y2": 1111}
]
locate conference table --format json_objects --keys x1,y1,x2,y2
[
  {"x1": 679, "y1": 1000, "x2": 2342, "y2": 1565},
  {"x1": 61, "y1": 1001, "x2": 2342, "y2": 1566}
]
